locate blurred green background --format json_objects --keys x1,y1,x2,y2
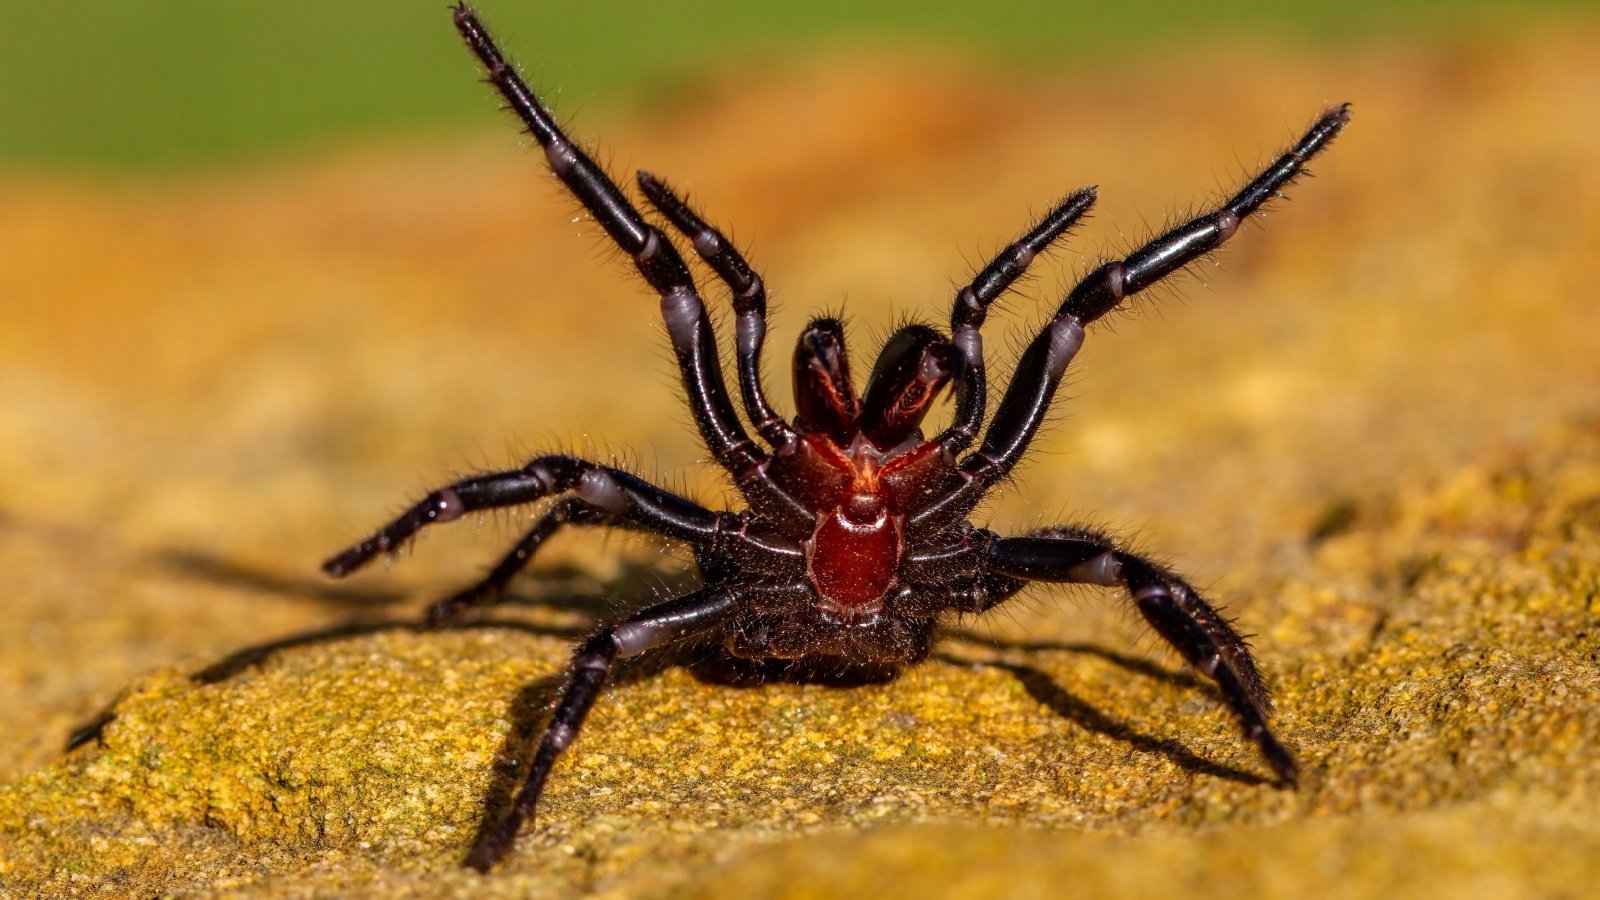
[{"x1": 0, "y1": 0, "x2": 1590, "y2": 173}]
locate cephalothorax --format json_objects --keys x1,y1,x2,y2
[{"x1": 325, "y1": 4, "x2": 1350, "y2": 872}]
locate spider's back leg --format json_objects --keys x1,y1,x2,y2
[
  {"x1": 468, "y1": 585, "x2": 738, "y2": 871},
  {"x1": 986, "y1": 528, "x2": 1297, "y2": 786}
]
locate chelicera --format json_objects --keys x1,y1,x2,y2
[{"x1": 324, "y1": 4, "x2": 1350, "y2": 872}]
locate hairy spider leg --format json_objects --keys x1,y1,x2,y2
[
  {"x1": 913, "y1": 104, "x2": 1353, "y2": 530},
  {"x1": 321, "y1": 454, "x2": 802, "y2": 579},
  {"x1": 986, "y1": 528, "x2": 1298, "y2": 785},
  {"x1": 636, "y1": 172, "x2": 799, "y2": 453},
  {"x1": 423, "y1": 498, "x2": 618, "y2": 627},
  {"x1": 451, "y1": 5, "x2": 811, "y2": 529},
  {"x1": 465, "y1": 585, "x2": 738, "y2": 872},
  {"x1": 940, "y1": 188, "x2": 1097, "y2": 457}
]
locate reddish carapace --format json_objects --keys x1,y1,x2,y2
[{"x1": 770, "y1": 319, "x2": 960, "y2": 615}]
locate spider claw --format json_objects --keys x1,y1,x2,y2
[{"x1": 1266, "y1": 738, "x2": 1302, "y2": 789}]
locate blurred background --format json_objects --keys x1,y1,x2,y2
[
  {"x1": 3, "y1": 0, "x2": 1599, "y2": 893},
  {"x1": 0, "y1": 0, "x2": 1591, "y2": 171}
]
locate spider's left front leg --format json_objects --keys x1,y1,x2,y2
[
  {"x1": 938, "y1": 187, "x2": 1097, "y2": 457},
  {"x1": 912, "y1": 105, "x2": 1351, "y2": 532},
  {"x1": 984, "y1": 529, "x2": 1298, "y2": 786}
]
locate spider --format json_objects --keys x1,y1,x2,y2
[{"x1": 323, "y1": 4, "x2": 1350, "y2": 872}]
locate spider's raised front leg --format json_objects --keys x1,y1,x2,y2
[
  {"x1": 913, "y1": 105, "x2": 1351, "y2": 530},
  {"x1": 467, "y1": 584, "x2": 737, "y2": 871},
  {"x1": 637, "y1": 172, "x2": 797, "y2": 453},
  {"x1": 939, "y1": 187, "x2": 1096, "y2": 456},
  {"x1": 451, "y1": 6, "x2": 809, "y2": 528},
  {"x1": 423, "y1": 497, "x2": 619, "y2": 627},
  {"x1": 985, "y1": 527, "x2": 1298, "y2": 785}
]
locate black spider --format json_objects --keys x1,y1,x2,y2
[{"x1": 324, "y1": 4, "x2": 1350, "y2": 872}]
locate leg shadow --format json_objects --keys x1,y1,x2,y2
[
  {"x1": 934, "y1": 650, "x2": 1270, "y2": 787},
  {"x1": 62, "y1": 549, "x2": 674, "y2": 752},
  {"x1": 153, "y1": 547, "x2": 407, "y2": 611},
  {"x1": 940, "y1": 626, "x2": 1212, "y2": 696}
]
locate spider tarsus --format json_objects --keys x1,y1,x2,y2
[
  {"x1": 65, "y1": 711, "x2": 116, "y2": 752},
  {"x1": 1261, "y1": 732, "x2": 1302, "y2": 788},
  {"x1": 321, "y1": 543, "x2": 372, "y2": 578},
  {"x1": 1226, "y1": 102, "x2": 1352, "y2": 222}
]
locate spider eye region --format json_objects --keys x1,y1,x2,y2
[{"x1": 805, "y1": 491, "x2": 904, "y2": 613}]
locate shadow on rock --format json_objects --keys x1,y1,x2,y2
[
  {"x1": 60, "y1": 549, "x2": 683, "y2": 755},
  {"x1": 937, "y1": 651, "x2": 1270, "y2": 788},
  {"x1": 154, "y1": 547, "x2": 406, "y2": 610},
  {"x1": 940, "y1": 627, "x2": 1212, "y2": 695},
  {"x1": 936, "y1": 629, "x2": 1267, "y2": 786}
]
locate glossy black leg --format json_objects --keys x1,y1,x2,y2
[
  {"x1": 451, "y1": 6, "x2": 810, "y2": 526},
  {"x1": 637, "y1": 172, "x2": 798, "y2": 453},
  {"x1": 466, "y1": 585, "x2": 737, "y2": 871},
  {"x1": 908, "y1": 306, "x2": 1086, "y2": 531},
  {"x1": 941, "y1": 188, "x2": 1097, "y2": 456},
  {"x1": 424, "y1": 498, "x2": 617, "y2": 627},
  {"x1": 1062, "y1": 104, "x2": 1351, "y2": 324},
  {"x1": 914, "y1": 106, "x2": 1350, "y2": 529},
  {"x1": 323, "y1": 455, "x2": 717, "y2": 577},
  {"x1": 987, "y1": 527, "x2": 1297, "y2": 786}
]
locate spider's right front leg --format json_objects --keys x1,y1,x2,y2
[{"x1": 466, "y1": 584, "x2": 737, "y2": 872}]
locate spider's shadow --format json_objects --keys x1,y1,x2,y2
[
  {"x1": 68, "y1": 548, "x2": 1271, "y2": 860},
  {"x1": 938, "y1": 630, "x2": 1271, "y2": 787},
  {"x1": 64, "y1": 548, "x2": 639, "y2": 750}
]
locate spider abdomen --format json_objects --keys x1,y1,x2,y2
[{"x1": 805, "y1": 492, "x2": 905, "y2": 613}]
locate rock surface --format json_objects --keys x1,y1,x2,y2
[{"x1": 3, "y1": 26, "x2": 1599, "y2": 898}]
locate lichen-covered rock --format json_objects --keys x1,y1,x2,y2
[{"x1": 5, "y1": 420, "x2": 1598, "y2": 896}]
